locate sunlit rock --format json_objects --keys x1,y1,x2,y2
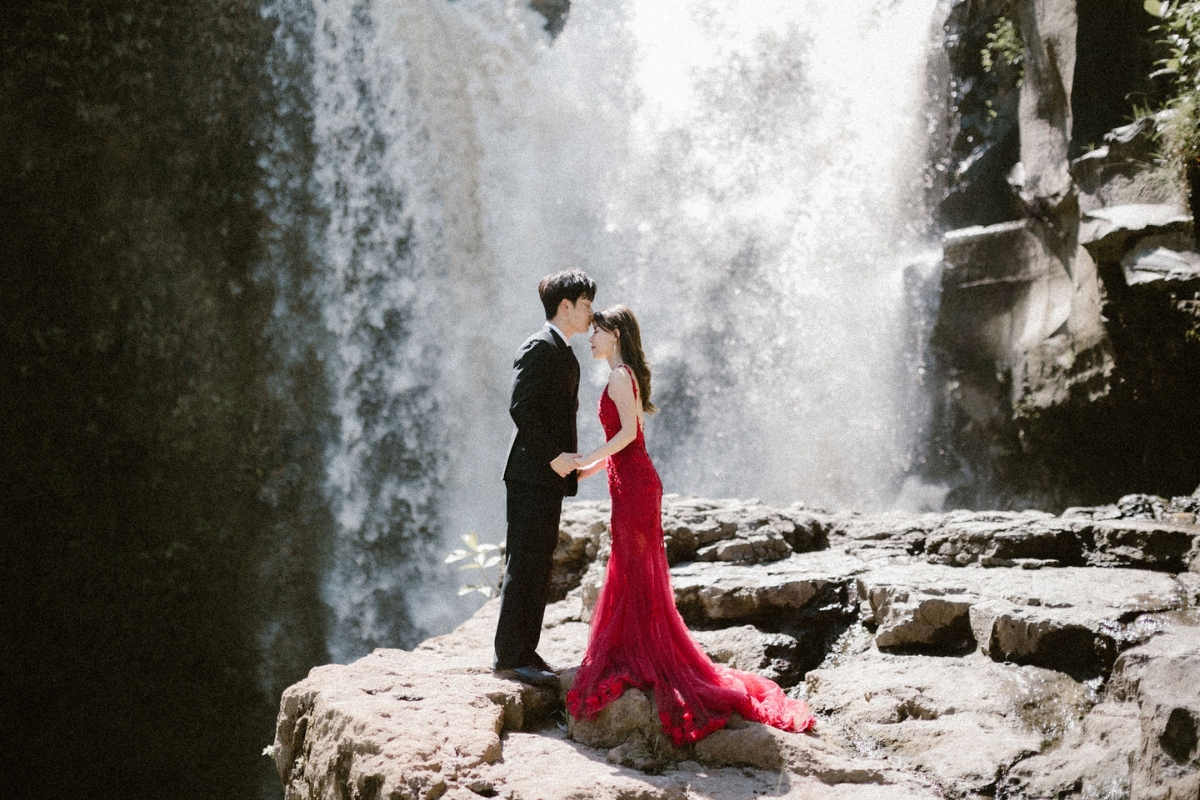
[
  {"x1": 671, "y1": 549, "x2": 869, "y2": 626},
  {"x1": 806, "y1": 648, "x2": 1090, "y2": 796},
  {"x1": 1079, "y1": 203, "x2": 1194, "y2": 265},
  {"x1": 1109, "y1": 619, "x2": 1200, "y2": 796}
]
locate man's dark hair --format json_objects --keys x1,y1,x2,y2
[{"x1": 538, "y1": 269, "x2": 597, "y2": 319}]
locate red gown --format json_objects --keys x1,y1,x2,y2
[{"x1": 566, "y1": 365, "x2": 815, "y2": 746}]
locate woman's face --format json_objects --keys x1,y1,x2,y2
[{"x1": 589, "y1": 324, "x2": 617, "y2": 361}]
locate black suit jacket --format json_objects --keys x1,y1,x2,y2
[{"x1": 503, "y1": 326, "x2": 579, "y2": 496}]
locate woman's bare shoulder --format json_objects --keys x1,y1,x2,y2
[{"x1": 607, "y1": 365, "x2": 635, "y2": 389}]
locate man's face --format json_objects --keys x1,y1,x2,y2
[{"x1": 564, "y1": 297, "x2": 594, "y2": 337}]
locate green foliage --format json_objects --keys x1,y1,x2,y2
[
  {"x1": 1146, "y1": 1, "x2": 1200, "y2": 168},
  {"x1": 981, "y1": 14, "x2": 1024, "y2": 80},
  {"x1": 445, "y1": 532, "x2": 505, "y2": 597}
]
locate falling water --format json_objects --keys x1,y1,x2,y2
[{"x1": 258, "y1": 0, "x2": 944, "y2": 662}]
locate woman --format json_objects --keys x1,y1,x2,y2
[{"x1": 565, "y1": 305, "x2": 815, "y2": 747}]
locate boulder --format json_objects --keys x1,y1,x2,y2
[
  {"x1": 550, "y1": 502, "x2": 609, "y2": 601},
  {"x1": 935, "y1": 220, "x2": 1073, "y2": 369},
  {"x1": 1088, "y1": 518, "x2": 1200, "y2": 572},
  {"x1": 1122, "y1": 243, "x2": 1200, "y2": 286},
  {"x1": 660, "y1": 496, "x2": 828, "y2": 564},
  {"x1": 272, "y1": 647, "x2": 559, "y2": 800},
  {"x1": 827, "y1": 510, "x2": 940, "y2": 560}
]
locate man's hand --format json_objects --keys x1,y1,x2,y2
[{"x1": 550, "y1": 452, "x2": 579, "y2": 477}]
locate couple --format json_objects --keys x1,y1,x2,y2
[{"x1": 494, "y1": 269, "x2": 814, "y2": 747}]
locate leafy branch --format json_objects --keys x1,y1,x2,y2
[
  {"x1": 444, "y1": 532, "x2": 505, "y2": 598},
  {"x1": 981, "y1": 14, "x2": 1024, "y2": 79},
  {"x1": 1145, "y1": 0, "x2": 1200, "y2": 164}
]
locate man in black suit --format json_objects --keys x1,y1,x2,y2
[{"x1": 494, "y1": 269, "x2": 596, "y2": 687}]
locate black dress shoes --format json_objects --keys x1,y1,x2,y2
[{"x1": 497, "y1": 664, "x2": 559, "y2": 688}]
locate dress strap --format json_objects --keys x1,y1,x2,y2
[{"x1": 618, "y1": 364, "x2": 638, "y2": 398}]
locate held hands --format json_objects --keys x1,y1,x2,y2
[
  {"x1": 550, "y1": 452, "x2": 579, "y2": 477},
  {"x1": 573, "y1": 453, "x2": 607, "y2": 480}
]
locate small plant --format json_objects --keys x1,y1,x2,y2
[
  {"x1": 445, "y1": 532, "x2": 505, "y2": 597},
  {"x1": 1145, "y1": 0, "x2": 1200, "y2": 219},
  {"x1": 981, "y1": 14, "x2": 1025, "y2": 79}
]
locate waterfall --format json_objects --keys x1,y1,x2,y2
[{"x1": 258, "y1": 0, "x2": 943, "y2": 663}]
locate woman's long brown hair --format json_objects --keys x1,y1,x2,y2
[{"x1": 592, "y1": 305, "x2": 658, "y2": 414}]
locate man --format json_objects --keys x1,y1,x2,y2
[{"x1": 494, "y1": 269, "x2": 596, "y2": 687}]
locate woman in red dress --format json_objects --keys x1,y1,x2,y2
[{"x1": 565, "y1": 305, "x2": 815, "y2": 747}]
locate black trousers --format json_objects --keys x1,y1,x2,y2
[{"x1": 494, "y1": 480, "x2": 563, "y2": 669}]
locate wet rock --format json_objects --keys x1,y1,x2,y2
[
  {"x1": 562, "y1": 671, "x2": 936, "y2": 792},
  {"x1": 1001, "y1": 702, "x2": 1141, "y2": 799},
  {"x1": 1109, "y1": 621, "x2": 1200, "y2": 796},
  {"x1": 691, "y1": 721, "x2": 927, "y2": 789}
]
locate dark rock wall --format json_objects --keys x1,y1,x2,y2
[
  {"x1": 1070, "y1": 0, "x2": 1165, "y2": 157},
  {"x1": 925, "y1": 0, "x2": 1200, "y2": 510},
  {"x1": 0, "y1": 2, "x2": 326, "y2": 797},
  {"x1": 929, "y1": 0, "x2": 1024, "y2": 230}
]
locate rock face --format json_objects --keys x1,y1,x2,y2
[
  {"x1": 274, "y1": 495, "x2": 1200, "y2": 799},
  {"x1": 927, "y1": 0, "x2": 1200, "y2": 508}
]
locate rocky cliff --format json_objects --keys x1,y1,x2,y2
[
  {"x1": 925, "y1": 0, "x2": 1200, "y2": 509},
  {"x1": 273, "y1": 494, "x2": 1200, "y2": 799}
]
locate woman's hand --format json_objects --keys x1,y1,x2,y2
[{"x1": 575, "y1": 456, "x2": 607, "y2": 480}]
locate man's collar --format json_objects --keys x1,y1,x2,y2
[{"x1": 546, "y1": 321, "x2": 570, "y2": 346}]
